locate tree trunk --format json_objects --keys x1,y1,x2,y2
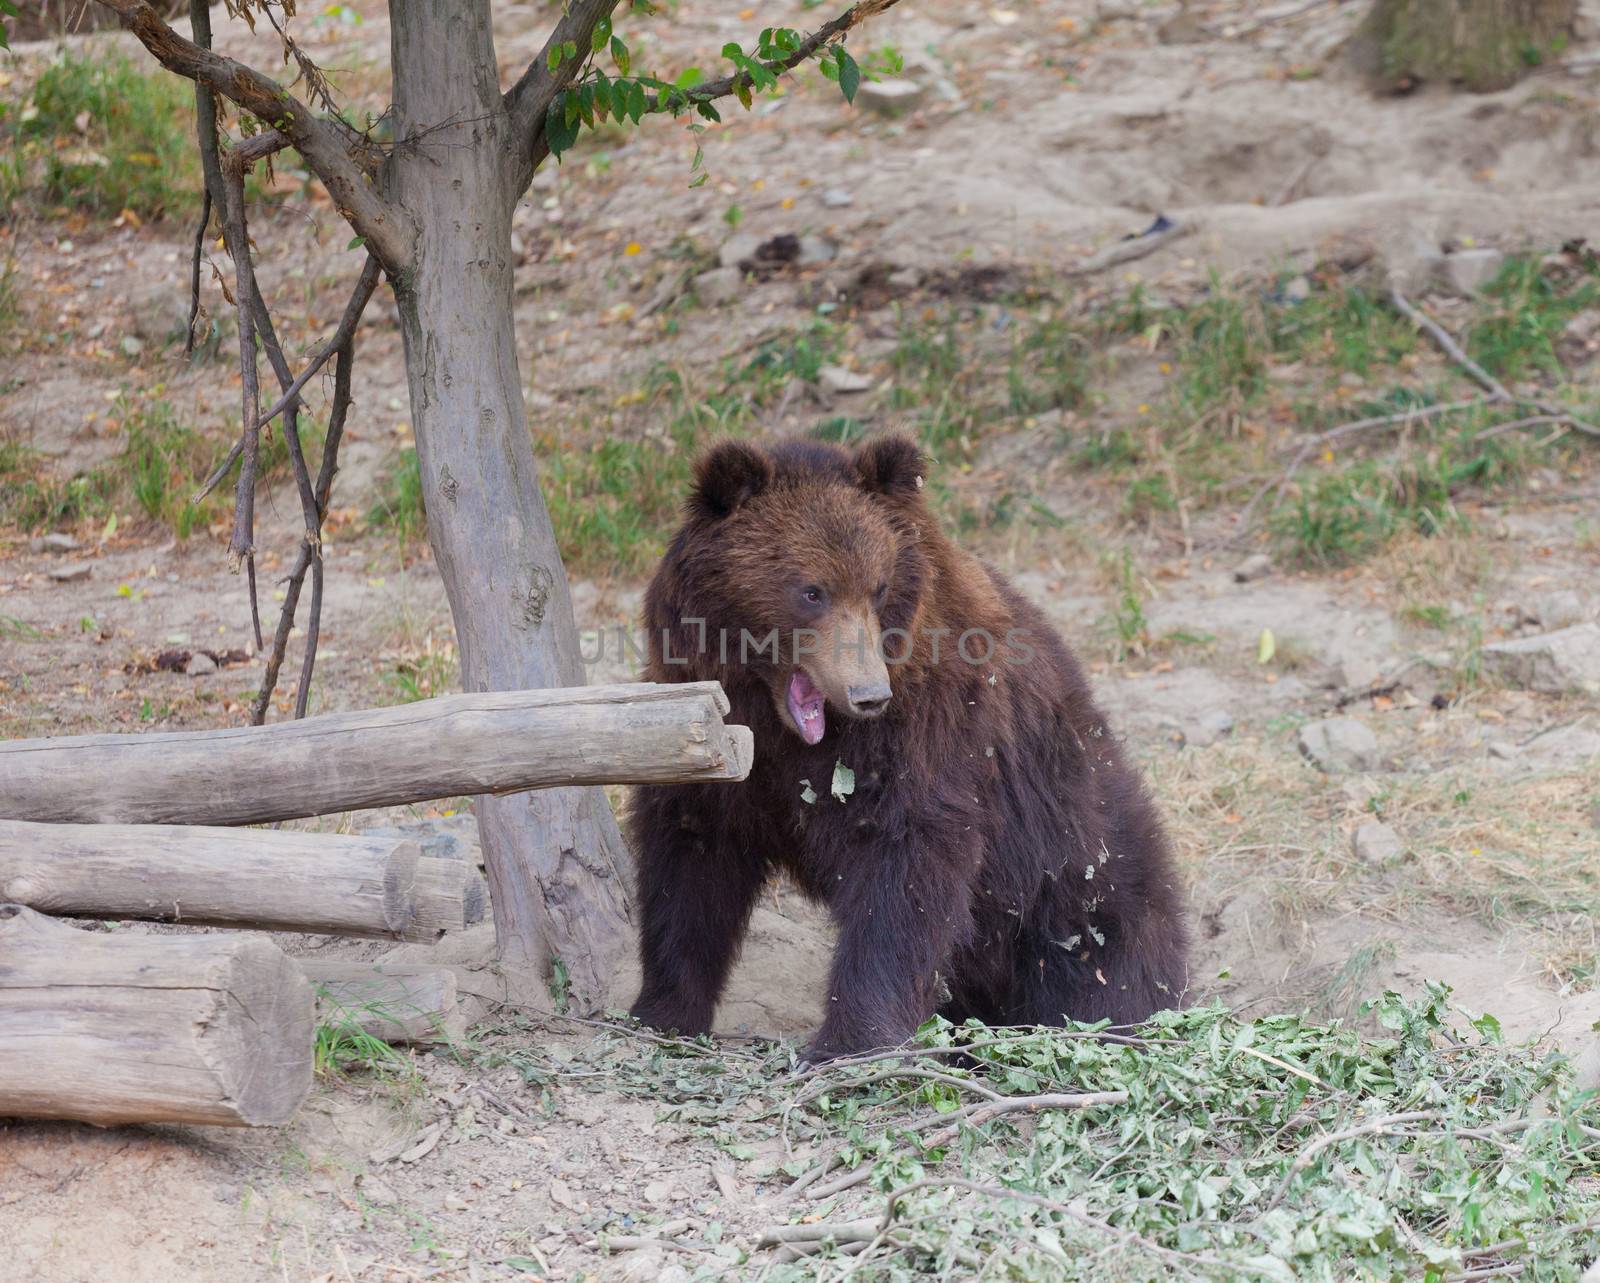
[
  {"x1": 385, "y1": 0, "x2": 633, "y2": 1006},
  {"x1": 1351, "y1": 0, "x2": 1576, "y2": 92},
  {"x1": 0, "y1": 904, "x2": 313, "y2": 1127},
  {"x1": 0, "y1": 820, "x2": 479, "y2": 940}
]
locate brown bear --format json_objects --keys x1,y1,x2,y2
[{"x1": 628, "y1": 434, "x2": 1189, "y2": 1061}]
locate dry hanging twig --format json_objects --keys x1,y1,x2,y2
[{"x1": 184, "y1": 0, "x2": 384, "y2": 724}]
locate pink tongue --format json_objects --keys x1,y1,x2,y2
[{"x1": 787, "y1": 670, "x2": 826, "y2": 745}]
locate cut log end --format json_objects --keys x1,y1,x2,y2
[{"x1": 0, "y1": 905, "x2": 313, "y2": 1128}]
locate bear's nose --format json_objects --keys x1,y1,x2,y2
[{"x1": 847, "y1": 682, "x2": 892, "y2": 717}]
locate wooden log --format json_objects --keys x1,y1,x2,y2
[
  {"x1": 305, "y1": 962, "x2": 465, "y2": 1046},
  {"x1": 0, "y1": 820, "x2": 483, "y2": 941},
  {"x1": 0, "y1": 903, "x2": 313, "y2": 1127},
  {"x1": 0, "y1": 681, "x2": 753, "y2": 826}
]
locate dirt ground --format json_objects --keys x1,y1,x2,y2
[{"x1": 3, "y1": 0, "x2": 1600, "y2": 1279}]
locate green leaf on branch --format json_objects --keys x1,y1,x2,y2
[
  {"x1": 610, "y1": 35, "x2": 631, "y2": 76},
  {"x1": 545, "y1": 95, "x2": 581, "y2": 159},
  {"x1": 591, "y1": 16, "x2": 612, "y2": 53},
  {"x1": 836, "y1": 47, "x2": 862, "y2": 104}
]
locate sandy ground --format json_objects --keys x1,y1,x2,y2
[{"x1": 3, "y1": 0, "x2": 1600, "y2": 1279}]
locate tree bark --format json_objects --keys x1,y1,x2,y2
[
  {"x1": 0, "y1": 683, "x2": 751, "y2": 825},
  {"x1": 0, "y1": 904, "x2": 313, "y2": 1127},
  {"x1": 0, "y1": 820, "x2": 481, "y2": 941},
  {"x1": 305, "y1": 962, "x2": 466, "y2": 1046},
  {"x1": 1351, "y1": 0, "x2": 1576, "y2": 92},
  {"x1": 385, "y1": 0, "x2": 634, "y2": 1005}
]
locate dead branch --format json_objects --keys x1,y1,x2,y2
[
  {"x1": 94, "y1": 0, "x2": 414, "y2": 270},
  {"x1": 1388, "y1": 286, "x2": 1512, "y2": 403},
  {"x1": 249, "y1": 256, "x2": 380, "y2": 725},
  {"x1": 1389, "y1": 286, "x2": 1600, "y2": 440},
  {"x1": 183, "y1": 183, "x2": 211, "y2": 355},
  {"x1": 1220, "y1": 397, "x2": 1485, "y2": 548},
  {"x1": 219, "y1": 162, "x2": 262, "y2": 643},
  {"x1": 1070, "y1": 220, "x2": 1192, "y2": 275}
]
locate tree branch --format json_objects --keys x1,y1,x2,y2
[
  {"x1": 504, "y1": 0, "x2": 623, "y2": 191},
  {"x1": 94, "y1": 0, "x2": 414, "y2": 271},
  {"x1": 503, "y1": 0, "x2": 905, "y2": 194}
]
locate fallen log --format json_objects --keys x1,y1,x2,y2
[
  {"x1": 0, "y1": 681, "x2": 753, "y2": 826},
  {"x1": 0, "y1": 820, "x2": 482, "y2": 941},
  {"x1": 0, "y1": 904, "x2": 313, "y2": 1127},
  {"x1": 306, "y1": 962, "x2": 465, "y2": 1046}
]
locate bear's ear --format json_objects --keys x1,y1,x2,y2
[
  {"x1": 690, "y1": 440, "x2": 772, "y2": 520},
  {"x1": 854, "y1": 434, "x2": 927, "y2": 502}
]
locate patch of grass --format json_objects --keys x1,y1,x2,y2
[
  {"x1": 1006, "y1": 314, "x2": 1091, "y2": 415},
  {"x1": 1097, "y1": 550, "x2": 1149, "y2": 662},
  {"x1": 382, "y1": 631, "x2": 458, "y2": 704},
  {"x1": 1272, "y1": 420, "x2": 1531, "y2": 567},
  {"x1": 542, "y1": 325, "x2": 839, "y2": 578},
  {"x1": 368, "y1": 447, "x2": 428, "y2": 544},
  {"x1": 0, "y1": 438, "x2": 117, "y2": 531},
  {"x1": 312, "y1": 1005, "x2": 413, "y2": 1084},
  {"x1": 1173, "y1": 278, "x2": 1270, "y2": 412},
  {"x1": 1, "y1": 398, "x2": 309, "y2": 538},
  {"x1": 1269, "y1": 283, "x2": 1417, "y2": 375},
  {"x1": 5, "y1": 52, "x2": 199, "y2": 218},
  {"x1": 1468, "y1": 253, "x2": 1600, "y2": 381}
]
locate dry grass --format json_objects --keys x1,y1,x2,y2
[{"x1": 1151, "y1": 728, "x2": 1599, "y2": 993}]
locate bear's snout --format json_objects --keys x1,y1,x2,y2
[{"x1": 846, "y1": 681, "x2": 892, "y2": 717}]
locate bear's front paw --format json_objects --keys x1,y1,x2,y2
[{"x1": 629, "y1": 995, "x2": 712, "y2": 1038}]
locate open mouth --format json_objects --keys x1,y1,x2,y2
[{"x1": 786, "y1": 668, "x2": 826, "y2": 745}]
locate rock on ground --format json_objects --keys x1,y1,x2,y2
[
  {"x1": 1482, "y1": 624, "x2": 1600, "y2": 695},
  {"x1": 1297, "y1": 717, "x2": 1380, "y2": 773},
  {"x1": 1351, "y1": 821, "x2": 1404, "y2": 866}
]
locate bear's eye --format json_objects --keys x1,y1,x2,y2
[{"x1": 799, "y1": 585, "x2": 827, "y2": 608}]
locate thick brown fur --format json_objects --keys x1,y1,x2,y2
[{"x1": 628, "y1": 434, "x2": 1189, "y2": 1060}]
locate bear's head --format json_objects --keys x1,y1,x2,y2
[{"x1": 659, "y1": 434, "x2": 931, "y2": 745}]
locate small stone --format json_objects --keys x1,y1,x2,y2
[
  {"x1": 361, "y1": 1176, "x2": 400, "y2": 1205},
  {"x1": 1180, "y1": 710, "x2": 1236, "y2": 748},
  {"x1": 1233, "y1": 553, "x2": 1273, "y2": 583},
  {"x1": 818, "y1": 364, "x2": 874, "y2": 394},
  {"x1": 1158, "y1": 9, "x2": 1206, "y2": 44},
  {"x1": 1351, "y1": 820, "x2": 1404, "y2": 866},
  {"x1": 1482, "y1": 623, "x2": 1600, "y2": 695},
  {"x1": 47, "y1": 562, "x2": 92, "y2": 583},
  {"x1": 1340, "y1": 775, "x2": 1381, "y2": 811},
  {"x1": 442, "y1": 1192, "x2": 469, "y2": 1212},
  {"x1": 796, "y1": 234, "x2": 838, "y2": 267},
  {"x1": 1574, "y1": 1041, "x2": 1600, "y2": 1094},
  {"x1": 185, "y1": 651, "x2": 218, "y2": 677},
  {"x1": 120, "y1": 335, "x2": 144, "y2": 358},
  {"x1": 1559, "y1": 309, "x2": 1600, "y2": 364},
  {"x1": 693, "y1": 267, "x2": 744, "y2": 307},
  {"x1": 887, "y1": 266, "x2": 923, "y2": 290},
  {"x1": 1487, "y1": 740, "x2": 1519, "y2": 761},
  {"x1": 1296, "y1": 717, "x2": 1380, "y2": 773},
  {"x1": 30, "y1": 532, "x2": 80, "y2": 554},
  {"x1": 1283, "y1": 275, "x2": 1312, "y2": 303},
  {"x1": 614, "y1": 1250, "x2": 668, "y2": 1283},
  {"x1": 717, "y1": 232, "x2": 763, "y2": 270},
  {"x1": 1535, "y1": 589, "x2": 1587, "y2": 630},
  {"x1": 854, "y1": 77, "x2": 926, "y2": 116},
  {"x1": 125, "y1": 281, "x2": 187, "y2": 345},
  {"x1": 821, "y1": 188, "x2": 854, "y2": 208},
  {"x1": 1434, "y1": 247, "x2": 1505, "y2": 296},
  {"x1": 643, "y1": 1179, "x2": 673, "y2": 1206}
]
